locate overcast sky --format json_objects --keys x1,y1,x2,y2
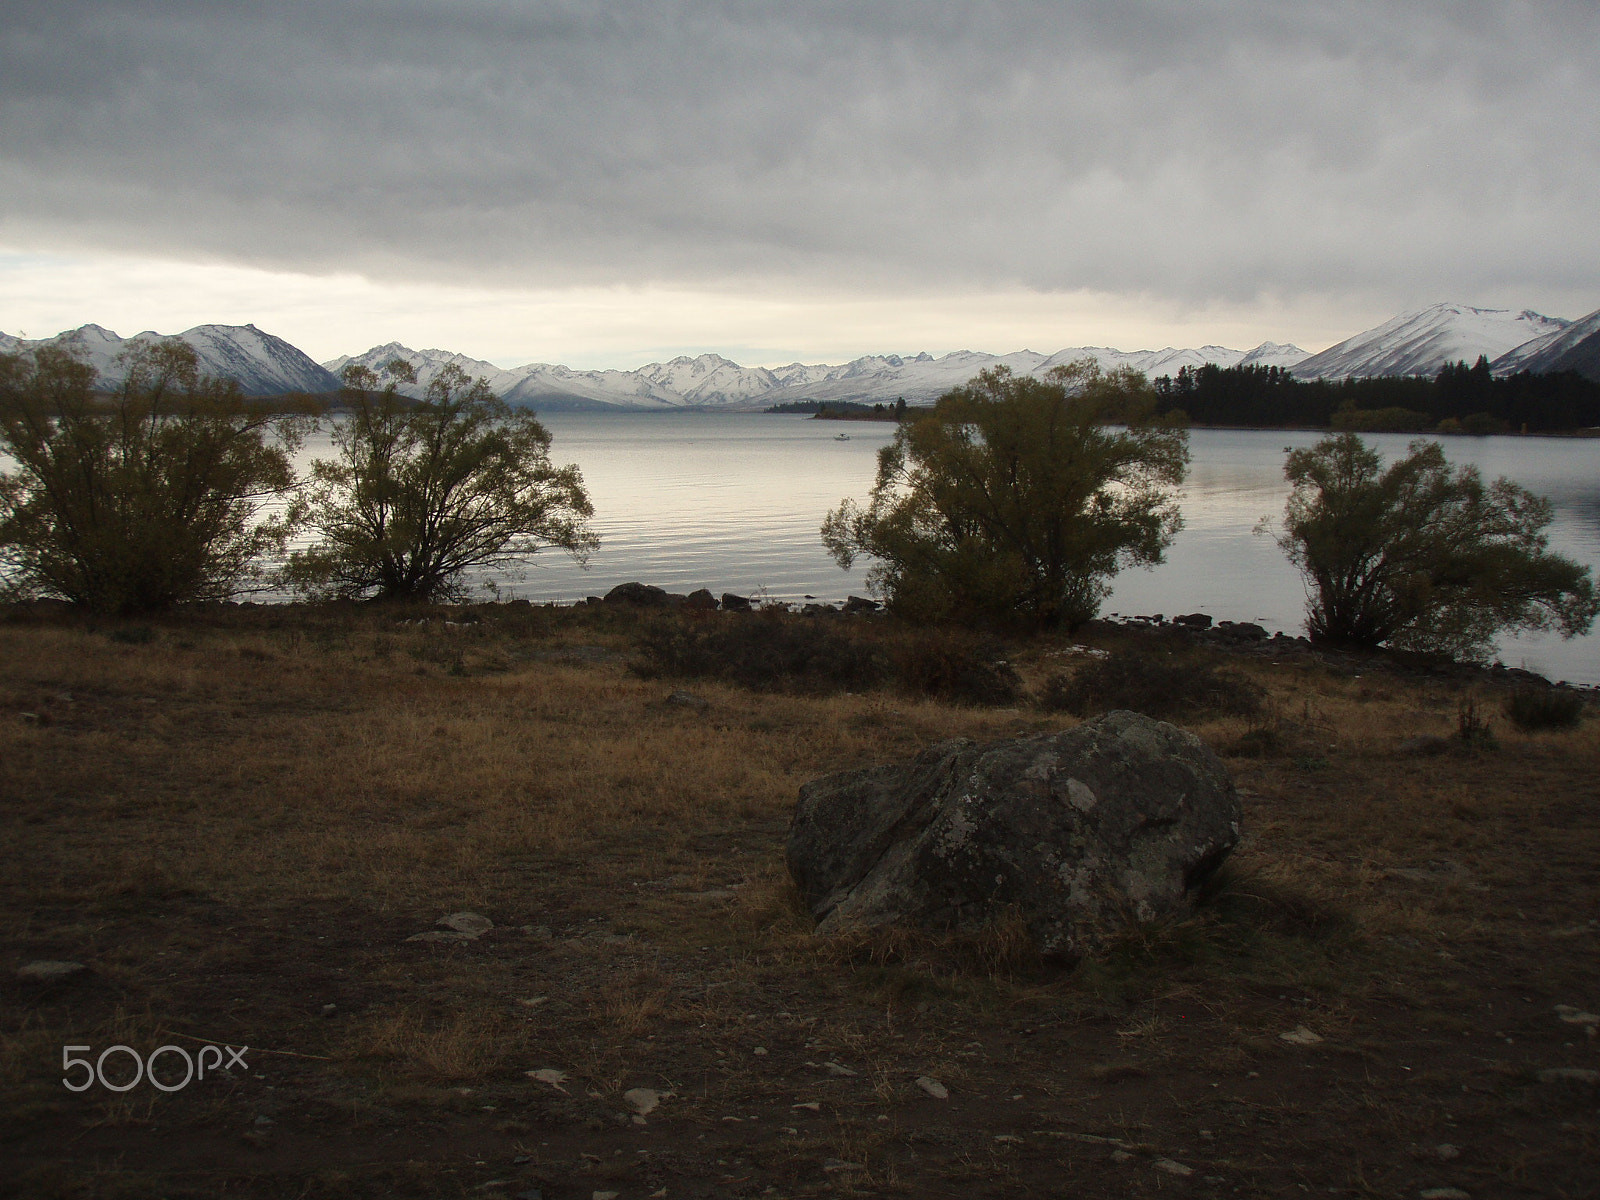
[{"x1": 2, "y1": 1, "x2": 1597, "y2": 368}]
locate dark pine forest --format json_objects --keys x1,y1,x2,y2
[{"x1": 1154, "y1": 358, "x2": 1600, "y2": 433}]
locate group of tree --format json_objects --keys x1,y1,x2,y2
[
  {"x1": 0, "y1": 341, "x2": 596, "y2": 614},
  {"x1": 1154, "y1": 359, "x2": 1600, "y2": 433},
  {"x1": 825, "y1": 361, "x2": 1596, "y2": 661},
  {"x1": 3, "y1": 338, "x2": 1594, "y2": 668}
]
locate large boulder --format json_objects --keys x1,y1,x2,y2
[{"x1": 786, "y1": 711, "x2": 1241, "y2": 963}]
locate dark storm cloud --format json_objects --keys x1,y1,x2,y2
[{"x1": 2, "y1": 1, "x2": 1597, "y2": 306}]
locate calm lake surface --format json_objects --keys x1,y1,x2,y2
[
  {"x1": 297, "y1": 412, "x2": 1600, "y2": 686},
  {"x1": 7, "y1": 410, "x2": 1590, "y2": 682}
]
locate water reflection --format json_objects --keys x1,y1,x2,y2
[{"x1": 10, "y1": 411, "x2": 1600, "y2": 683}]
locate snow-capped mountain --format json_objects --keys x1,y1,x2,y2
[
  {"x1": 1292, "y1": 304, "x2": 1568, "y2": 380},
  {"x1": 321, "y1": 340, "x2": 1312, "y2": 410},
  {"x1": 325, "y1": 342, "x2": 537, "y2": 398},
  {"x1": 1543, "y1": 330, "x2": 1600, "y2": 383},
  {"x1": 12, "y1": 302, "x2": 1592, "y2": 409},
  {"x1": 1490, "y1": 306, "x2": 1600, "y2": 379},
  {"x1": 0, "y1": 323, "x2": 338, "y2": 395}
]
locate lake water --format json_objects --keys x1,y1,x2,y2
[
  {"x1": 294, "y1": 412, "x2": 1600, "y2": 686},
  {"x1": 7, "y1": 411, "x2": 1598, "y2": 683}
]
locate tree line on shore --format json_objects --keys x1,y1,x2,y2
[
  {"x1": 1154, "y1": 359, "x2": 1600, "y2": 433},
  {"x1": 2, "y1": 340, "x2": 1596, "y2": 667}
]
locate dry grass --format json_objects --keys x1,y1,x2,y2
[{"x1": 3, "y1": 603, "x2": 1599, "y2": 1198}]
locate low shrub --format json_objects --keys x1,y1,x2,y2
[
  {"x1": 1041, "y1": 649, "x2": 1261, "y2": 719},
  {"x1": 891, "y1": 632, "x2": 1021, "y2": 706},
  {"x1": 630, "y1": 613, "x2": 886, "y2": 693},
  {"x1": 1504, "y1": 686, "x2": 1586, "y2": 732},
  {"x1": 1455, "y1": 695, "x2": 1497, "y2": 748}
]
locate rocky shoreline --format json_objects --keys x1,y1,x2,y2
[{"x1": 584, "y1": 579, "x2": 1594, "y2": 696}]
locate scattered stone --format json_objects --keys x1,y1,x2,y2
[
  {"x1": 843, "y1": 595, "x2": 880, "y2": 613},
  {"x1": 517, "y1": 996, "x2": 548, "y2": 1008},
  {"x1": 1537, "y1": 1067, "x2": 1600, "y2": 1084},
  {"x1": 684, "y1": 588, "x2": 719, "y2": 610},
  {"x1": 666, "y1": 690, "x2": 709, "y2": 711},
  {"x1": 994, "y1": 1134, "x2": 1023, "y2": 1144},
  {"x1": 1280, "y1": 1026, "x2": 1325, "y2": 1046},
  {"x1": 824, "y1": 1061, "x2": 857, "y2": 1077},
  {"x1": 792, "y1": 1101, "x2": 822, "y2": 1111},
  {"x1": 1555, "y1": 1005, "x2": 1600, "y2": 1026},
  {"x1": 320, "y1": 1003, "x2": 337, "y2": 1017},
  {"x1": 438, "y1": 912, "x2": 494, "y2": 937},
  {"x1": 720, "y1": 592, "x2": 752, "y2": 612},
  {"x1": 527, "y1": 1068, "x2": 569, "y2": 1092},
  {"x1": 823, "y1": 1159, "x2": 865, "y2": 1173},
  {"x1": 1154, "y1": 1159, "x2": 1194, "y2": 1177},
  {"x1": 787, "y1": 712, "x2": 1242, "y2": 962},
  {"x1": 15, "y1": 960, "x2": 88, "y2": 983},
  {"x1": 1436, "y1": 1144, "x2": 1460, "y2": 1160},
  {"x1": 604, "y1": 582, "x2": 669, "y2": 607},
  {"x1": 1213, "y1": 620, "x2": 1267, "y2": 643},
  {"x1": 624, "y1": 1087, "x2": 669, "y2": 1116},
  {"x1": 1173, "y1": 612, "x2": 1213, "y2": 629},
  {"x1": 1110, "y1": 1149, "x2": 1134, "y2": 1163},
  {"x1": 915, "y1": 1076, "x2": 949, "y2": 1099}
]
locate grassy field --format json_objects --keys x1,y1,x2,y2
[{"x1": 2, "y1": 602, "x2": 1597, "y2": 1199}]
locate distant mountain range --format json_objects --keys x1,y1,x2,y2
[
  {"x1": 4, "y1": 301, "x2": 1599, "y2": 408},
  {"x1": 324, "y1": 339, "x2": 1314, "y2": 410},
  {"x1": 0, "y1": 322, "x2": 338, "y2": 396}
]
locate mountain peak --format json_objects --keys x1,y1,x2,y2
[{"x1": 1293, "y1": 303, "x2": 1567, "y2": 380}]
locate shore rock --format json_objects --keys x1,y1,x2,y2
[
  {"x1": 787, "y1": 711, "x2": 1241, "y2": 962},
  {"x1": 604, "y1": 582, "x2": 669, "y2": 607}
]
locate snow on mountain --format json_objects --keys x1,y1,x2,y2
[
  {"x1": 503, "y1": 364, "x2": 680, "y2": 410},
  {"x1": 1, "y1": 323, "x2": 339, "y2": 395},
  {"x1": 631, "y1": 353, "x2": 782, "y2": 405},
  {"x1": 1238, "y1": 342, "x2": 1311, "y2": 370},
  {"x1": 177, "y1": 325, "x2": 341, "y2": 395},
  {"x1": 1490, "y1": 306, "x2": 1600, "y2": 377},
  {"x1": 1292, "y1": 304, "x2": 1568, "y2": 380},
  {"x1": 323, "y1": 342, "x2": 533, "y2": 397},
  {"x1": 1542, "y1": 328, "x2": 1600, "y2": 383}
]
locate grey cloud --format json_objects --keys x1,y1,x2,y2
[{"x1": 2, "y1": 1, "x2": 1597, "y2": 309}]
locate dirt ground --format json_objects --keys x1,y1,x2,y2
[{"x1": 2, "y1": 604, "x2": 1598, "y2": 1199}]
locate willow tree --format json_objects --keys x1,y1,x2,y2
[
  {"x1": 1279, "y1": 433, "x2": 1597, "y2": 658},
  {"x1": 0, "y1": 340, "x2": 303, "y2": 613},
  {"x1": 822, "y1": 362, "x2": 1188, "y2": 629},
  {"x1": 288, "y1": 360, "x2": 596, "y2": 602}
]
